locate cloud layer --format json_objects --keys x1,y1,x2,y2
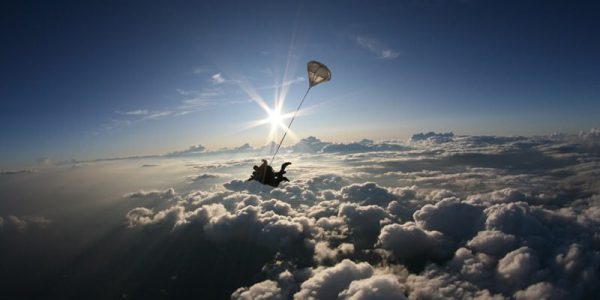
[{"x1": 2, "y1": 131, "x2": 599, "y2": 299}]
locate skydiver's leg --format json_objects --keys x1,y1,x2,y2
[
  {"x1": 271, "y1": 176, "x2": 283, "y2": 187},
  {"x1": 267, "y1": 176, "x2": 278, "y2": 187},
  {"x1": 280, "y1": 162, "x2": 292, "y2": 172}
]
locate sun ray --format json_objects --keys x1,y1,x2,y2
[
  {"x1": 235, "y1": 79, "x2": 271, "y2": 114},
  {"x1": 277, "y1": 122, "x2": 298, "y2": 141},
  {"x1": 244, "y1": 118, "x2": 271, "y2": 130},
  {"x1": 228, "y1": 30, "x2": 311, "y2": 148}
]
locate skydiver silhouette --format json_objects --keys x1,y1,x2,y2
[{"x1": 248, "y1": 160, "x2": 291, "y2": 187}]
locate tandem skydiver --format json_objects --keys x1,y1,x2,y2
[{"x1": 248, "y1": 159, "x2": 291, "y2": 187}]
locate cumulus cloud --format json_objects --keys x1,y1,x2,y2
[
  {"x1": 321, "y1": 139, "x2": 409, "y2": 154},
  {"x1": 483, "y1": 202, "x2": 549, "y2": 236},
  {"x1": 513, "y1": 282, "x2": 565, "y2": 300},
  {"x1": 404, "y1": 267, "x2": 503, "y2": 299},
  {"x1": 292, "y1": 136, "x2": 330, "y2": 153},
  {"x1": 496, "y1": 246, "x2": 541, "y2": 286},
  {"x1": 231, "y1": 280, "x2": 283, "y2": 300},
  {"x1": 185, "y1": 173, "x2": 221, "y2": 183},
  {"x1": 314, "y1": 241, "x2": 355, "y2": 264},
  {"x1": 113, "y1": 129, "x2": 600, "y2": 298},
  {"x1": 339, "y1": 202, "x2": 390, "y2": 249},
  {"x1": 410, "y1": 131, "x2": 454, "y2": 143},
  {"x1": 165, "y1": 144, "x2": 206, "y2": 157},
  {"x1": 578, "y1": 127, "x2": 600, "y2": 143},
  {"x1": 125, "y1": 188, "x2": 179, "y2": 201},
  {"x1": 294, "y1": 259, "x2": 374, "y2": 299},
  {"x1": 466, "y1": 230, "x2": 518, "y2": 256},
  {"x1": 0, "y1": 215, "x2": 51, "y2": 232},
  {"x1": 378, "y1": 222, "x2": 450, "y2": 262},
  {"x1": 13, "y1": 129, "x2": 597, "y2": 298},
  {"x1": 413, "y1": 197, "x2": 484, "y2": 240},
  {"x1": 126, "y1": 206, "x2": 186, "y2": 227},
  {"x1": 340, "y1": 182, "x2": 397, "y2": 206},
  {"x1": 338, "y1": 274, "x2": 406, "y2": 300}
]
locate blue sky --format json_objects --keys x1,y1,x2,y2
[{"x1": 1, "y1": 0, "x2": 599, "y2": 167}]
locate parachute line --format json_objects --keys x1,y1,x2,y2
[{"x1": 270, "y1": 86, "x2": 311, "y2": 164}]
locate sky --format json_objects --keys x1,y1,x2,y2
[{"x1": 1, "y1": 0, "x2": 599, "y2": 167}]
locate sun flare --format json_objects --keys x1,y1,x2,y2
[
  {"x1": 262, "y1": 106, "x2": 296, "y2": 144},
  {"x1": 267, "y1": 108, "x2": 284, "y2": 129},
  {"x1": 243, "y1": 94, "x2": 301, "y2": 145}
]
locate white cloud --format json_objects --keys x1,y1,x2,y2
[
  {"x1": 483, "y1": 202, "x2": 549, "y2": 236},
  {"x1": 378, "y1": 222, "x2": 450, "y2": 261},
  {"x1": 321, "y1": 139, "x2": 410, "y2": 154},
  {"x1": 126, "y1": 206, "x2": 186, "y2": 227},
  {"x1": 340, "y1": 182, "x2": 397, "y2": 206},
  {"x1": 123, "y1": 109, "x2": 148, "y2": 116},
  {"x1": 106, "y1": 130, "x2": 600, "y2": 298},
  {"x1": 338, "y1": 274, "x2": 406, "y2": 300},
  {"x1": 466, "y1": 230, "x2": 517, "y2": 256},
  {"x1": 404, "y1": 266, "x2": 504, "y2": 299},
  {"x1": 496, "y1": 246, "x2": 541, "y2": 287},
  {"x1": 294, "y1": 259, "x2": 374, "y2": 300},
  {"x1": 410, "y1": 131, "x2": 454, "y2": 143},
  {"x1": 413, "y1": 197, "x2": 484, "y2": 240},
  {"x1": 231, "y1": 280, "x2": 283, "y2": 300},
  {"x1": 0, "y1": 215, "x2": 52, "y2": 232},
  {"x1": 514, "y1": 282, "x2": 565, "y2": 300},
  {"x1": 578, "y1": 127, "x2": 600, "y2": 143},
  {"x1": 355, "y1": 36, "x2": 400, "y2": 60},
  {"x1": 124, "y1": 188, "x2": 179, "y2": 201},
  {"x1": 211, "y1": 72, "x2": 226, "y2": 84},
  {"x1": 21, "y1": 129, "x2": 600, "y2": 298}
]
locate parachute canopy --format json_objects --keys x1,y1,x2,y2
[{"x1": 307, "y1": 61, "x2": 331, "y2": 87}]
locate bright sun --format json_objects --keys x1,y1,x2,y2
[
  {"x1": 240, "y1": 79, "x2": 305, "y2": 145},
  {"x1": 248, "y1": 105, "x2": 297, "y2": 144},
  {"x1": 267, "y1": 108, "x2": 284, "y2": 128}
]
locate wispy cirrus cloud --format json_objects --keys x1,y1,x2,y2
[
  {"x1": 99, "y1": 86, "x2": 225, "y2": 132},
  {"x1": 211, "y1": 73, "x2": 226, "y2": 84},
  {"x1": 0, "y1": 169, "x2": 36, "y2": 176},
  {"x1": 116, "y1": 109, "x2": 149, "y2": 116},
  {"x1": 260, "y1": 76, "x2": 305, "y2": 90},
  {"x1": 355, "y1": 35, "x2": 400, "y2": 60},
  {"x1": 99, "y1": 67, "x2": 305, "y2": 132}
]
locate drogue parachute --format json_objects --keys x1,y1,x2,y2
[{"x1": 307, "y1": 60, "x2": 332, "y2": 87}]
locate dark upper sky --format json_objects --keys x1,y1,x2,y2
[{"x1": 1, "y1": 0, "x2": 599, "y2": 167}]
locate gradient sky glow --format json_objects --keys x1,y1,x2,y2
[{"x1": 1, "y1": 0, "x2": 599, "y2": 167}]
